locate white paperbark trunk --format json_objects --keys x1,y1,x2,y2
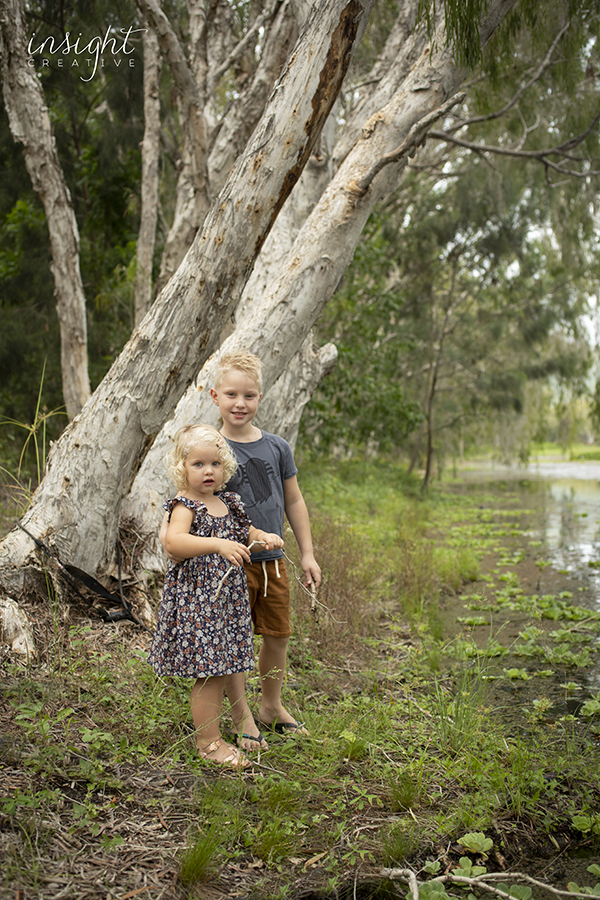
[
  {"x1": 0, "y1": 0, "x2": 374, "y2": 596},
  {"x1": 123, "y1": 118, "x2": 338, "y2": 564},
  {"x1": 134, "y1": 22, "x2": 162, "y2": 327},
  {"x1": 123, "y1": 0, "x2": 518, "y2": 562},
  {"x1": 0, "y1": 0, "x2": 91, "y2": 420},
  {"x1": 257, "y1": 338, "x2": 338, "y2": 448}
]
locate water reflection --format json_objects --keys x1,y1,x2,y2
[
  {"x1": 455, "y1": 459, "x2": 600, "y2": 700},
  {"x1": 460, "y1": 458, "x2": 600, "y2": 604}
]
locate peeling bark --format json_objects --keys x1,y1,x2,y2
[
  {"x1": 0, "y1": 596, "x2": 35, "y2": 657},
  {"x1": 134, "y1": 20, "x2": 162, "y2": 326}
]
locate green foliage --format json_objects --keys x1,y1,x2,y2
[
  {"x1": 301, "y1": 1, "x2": 600, "y2": 467},
  {"x1": 456, "y1": 832, "x2": 493, "y2": 855},
  {"x1": 0, "y1": 0, "x2": 144, "y2": 435},
  {"x1": 495, "y1": 885, "x2": 533, "y2": 900},
  {"x1": 417, "y1": 0, "x2": 491, "y2": 67},
  {"x1": 301, "y1": 164, "x2": 591, "y2": 465},
  {"x1": 5, "y1": 460, "x2": 600, "y2": 896},
  {"x1": 179, "y1": 823, "x2": 224, "y2": 885}
]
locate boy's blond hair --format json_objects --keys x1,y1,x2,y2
[
  {"x1": 167, "y1": 424, "x2": 238, "y2": 491},
  {"x1": 215, "y1": 350, "x2": 262, "y2": 392}
]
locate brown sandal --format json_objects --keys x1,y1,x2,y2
[{"x1": 198, "y1": 738, "x2": 251, "y2": 770}]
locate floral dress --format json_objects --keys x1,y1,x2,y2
[{"x1": 148, "y1": 492, "x2": 254, "y2": 678}]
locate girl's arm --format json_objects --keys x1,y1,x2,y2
[
  {"x1": 248, "y1": 526, "x2": 284, "y2": 553},
  {"x1": 165, "y1": 504, "x2": 252, "y2": 567}
]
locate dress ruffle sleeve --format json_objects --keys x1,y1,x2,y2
[
  {"x1": 217, "y1": 491, "x2": 251, "y2": 544},
  {"x1": 164, "y1": 495, "x2": 205, "y2": 525}
]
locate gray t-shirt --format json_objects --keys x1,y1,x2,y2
[{"x1": 225, "y1": 431, "x2": 298, "y2": 561}]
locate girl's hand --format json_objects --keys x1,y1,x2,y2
[
  {"x1": 252, "y1": 530, "x2": 284, "y2": 552},
  {"x1": 215, "y1": 539, "x2": 251, "y2": 567}
]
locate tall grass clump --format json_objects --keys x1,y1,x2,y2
[
  {"x1": 295, "y1": 458, "x2": 483, "y2": 644},
  {"x1": 0, "y1": 366, "x2": 66, "y2": 532},
  {"x1": 433, "y1": 546, "x2": 480, "y2": 591},
  {"x1": 289, "y1": 512, "x2": 383, "y2": 650},
  {"x1": 431, "y1": 664, "x2": 491, "y2": 754},
  {"x1": 179, "y1": 822, "x2": 223, "y2": 885}
]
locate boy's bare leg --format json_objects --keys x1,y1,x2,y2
[
  {"x1": 258, "y1": 635, "x2": 309, "y2": 734},
  {"x1": 224, "y1": 672, "x2": 268, "y2": 750}
]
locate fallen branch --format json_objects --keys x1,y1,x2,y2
[{"x1": 382, "y1": 867, "x2": 600, "y2": 900}]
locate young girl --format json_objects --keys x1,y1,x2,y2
[{"x1": 148, "y1": 424, "x2": 283, "y2": 770}]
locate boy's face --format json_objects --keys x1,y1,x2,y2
[{"x1": 210, "y1": 369, "x2": 262, "y2": 432}]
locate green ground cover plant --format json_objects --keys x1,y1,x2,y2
[{"x1": 1, "y1": 460, "x2": 600, "y2": 898}]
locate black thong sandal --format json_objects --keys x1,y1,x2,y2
[
  {"x1": 234, "y1": 732, "x2": 268, "y2": 750},
  {"x1": 257, "y1": 718, "x2": 309, "y2": 736}
]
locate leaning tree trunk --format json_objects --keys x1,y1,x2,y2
[
  {"x1": 0, "y1": 0, "x2": 374, "y2": 598},
  {"x1": 122, "y1": 111, "x2": 339, "y2": 553},
  {"x1": 123, "y1": 0, "x2": 433, "y2": 546},
  {"x1": 123, "y1": 0, "x2": 518, "y2": 566},
  {"x1": 0, "y1": 0, "x2": 91, "y2": 420},
  {"x1": 129, "y1": 0, "x2": 442, "y2": 505},
  {"x1": 134, "y1": 20, "x2": 162, "y2": 327}
]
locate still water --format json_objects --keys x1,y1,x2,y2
[{"x1": 461, "y1": 458, "x2": 600, "y2": 589}]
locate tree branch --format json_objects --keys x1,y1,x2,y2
[
  {"x1": 350, "y1": 92, "x2": 466, "y2": 194},
  {"x1": 446, "y1": 19, "x2": 571, "y2": 134},
  {"x1": 428, "y1": 107, "x2": 600, "y2": 179},
  {"x1": 382, "y1": 868, "x2": 600, "y2": 900},
  {"x1": 211, "y1": 0, "x2": 282, "y2": 87}
]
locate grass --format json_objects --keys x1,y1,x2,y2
[{"x1": 2, "y1": 458, "x2": 600, "y2": 897}]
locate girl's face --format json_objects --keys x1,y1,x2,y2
[{"x1": 183, "y1": 442, "x2": 225, "y2": 499}]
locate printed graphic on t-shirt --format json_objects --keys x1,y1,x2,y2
[{"x1": 230, "y1": 458, "x2": 277, "y2": 508}]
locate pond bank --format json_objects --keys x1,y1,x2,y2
[{"x1": 431, "y1": 462, "x2": 600, "y2": 895}]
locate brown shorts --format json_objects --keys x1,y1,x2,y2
[{"x1": 245, "y1": 558, "x2": 291, "y2": 638}]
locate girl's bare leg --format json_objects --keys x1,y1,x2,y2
[{"x1": 191, "y1": 675, "x2": 248, "y2": 765}]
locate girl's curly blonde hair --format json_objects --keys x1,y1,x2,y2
[{"x1": 166, "y1": 424, "x2": 238, "y2": 491}]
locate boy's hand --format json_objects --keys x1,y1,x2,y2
[
  {"x1": 301, "y1": 553, "x2": 322, "y2": 589},
  {"x1": 252, "y1": 531, "x2": 284, "y2": 552},
  {"x1": 216, "y1": 539, "x2": 252, "y2": 566}
]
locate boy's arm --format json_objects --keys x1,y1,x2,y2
[{"x1": 283, "y1": 475, "x2": 322, "y2": 588}]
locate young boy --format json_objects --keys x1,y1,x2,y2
[{"x1": 210, "y1": 351, "x2": 321, "y2": 749}]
